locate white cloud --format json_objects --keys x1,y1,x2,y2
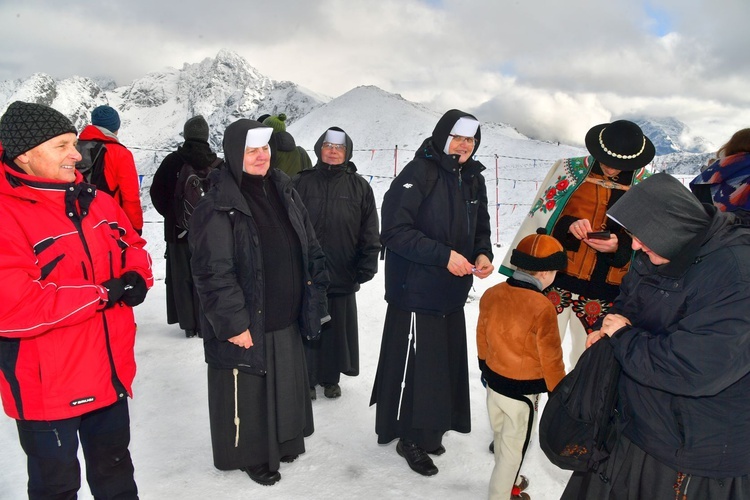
[{"x1": 1, "y1": 0, "x2": 748, "y2": 149}]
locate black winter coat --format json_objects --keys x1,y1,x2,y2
[
  {"x1": 188, "y1": 120, "x2": 329, "y2": 375},
  {"x1": 611, "y1": 209, "x2": 750, "y2": 477},
  {"x1": 293, "y1": 128, "x2": 380, "y2": 294},
  {"x1": 381, "y1": 110, "x2": 493, "y2": 315},
  {"x1": 149, "y1": 140, "x2": 218, "y2": 243}
]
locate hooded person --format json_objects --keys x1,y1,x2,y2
[
  {"x1": 292, "y1": 127, "x2": 380, "y2": 400},
  {"x1": 78, "y1": 104, "x2": 144, "y2": 233},
  {"x1": 499, "y1": 119, "x2": 655, "y2": 369},
  {"x1": 150, "y1": 115, "x2": 220, "y2": 338},
  {"x1": 562, "y1": 173, "x2": 750, "y2": 499},
  {"x1": 370, "y1": 109, "x2": 495, "y2": 477},
  {"x1": 0, "y1": 101, "x2": 153, "y2": 498},
  {"x1": 262, "y1": 113, "x2": 312, "y2": 177},
  {"x1": 187, "y1": 118, "x2": 329, "y2": 486}
]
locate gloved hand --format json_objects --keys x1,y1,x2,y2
[
  {"x1": 101, "y1": 278, "x2": 126, "y2": 308},
  {"x1": 121, "y1": 271, "x2": 148, "y2": 307}
]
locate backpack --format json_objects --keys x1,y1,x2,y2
[
  {"x1": 173, "y1": 158, "x2": 222, "y2": 231},
  {"x1": 539, "y1": 337, "x2": 622, "y2": 475},
  {"x1": 76, "y1": 140, "x2": 114, "y2": 196}
]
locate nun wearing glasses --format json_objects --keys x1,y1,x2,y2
[
  {"x1": 370, "y1": 109, "x2": 494, "y2": 476},
  {"x1": 189, "y1": 119, "x2": 329, "y2": 486},
  {"x1": 293, "y1": 127, "x2": 381, "y2": 401}
]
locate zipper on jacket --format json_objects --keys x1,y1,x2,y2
[
  {"x1": 101, "y1": 319, "x2": 128, "y2": 398},
  {"x1": 77, "y1": 221, "x2": 126, "y2": 400}
]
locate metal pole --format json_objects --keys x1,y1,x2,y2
[
  {"x1": 495, "y1": 154, "x2": 500, "y2": 246},
  {"x1": 394, "y1": 145, "x2": 398, "y2": 177}
]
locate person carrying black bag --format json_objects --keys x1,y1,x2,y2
[{"x1": 559, "y1": 173, "x2": 750, "y2": 500}]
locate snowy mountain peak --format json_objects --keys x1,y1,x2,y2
[
  {"x1": 634, "y1": 117, "x2": 714, "y2": 155},
  {"x1": 0, "y1": 50, "x2": 709, "y2": 179}
]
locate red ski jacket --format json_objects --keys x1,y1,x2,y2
[
  {"x1": 0, "y1": 157, "x2": 153, "y2": 421},
  {"x1": 79, "y1": 125, "x2": 144, "y2": 231}
]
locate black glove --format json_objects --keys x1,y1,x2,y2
[
  {"x1": 101, "y1": 278, "x2": 126, "y2": 308},
  {"x1": 121, "y1": 271, "x2": 148, "y2": 307}
]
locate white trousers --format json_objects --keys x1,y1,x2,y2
[
  {"x1": 486, "y1": 388, "x2": 537, "y2": 500},
  {"x1": 556, "y1": 301, "x2": 588, "y2": 370}
]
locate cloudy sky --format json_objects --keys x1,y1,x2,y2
[{"x1": 2, "y1": 0, "x2": 748, "y2": 149}]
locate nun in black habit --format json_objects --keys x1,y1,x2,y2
[{"x1": 189, "y1": 119, "x2": 329, "y2": 486}]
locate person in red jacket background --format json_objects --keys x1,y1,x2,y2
[
  {"x1": 79, "y1": 104, "x2": 144, "y2": 233},
  {"x1": 0, "y1": 101, "x2": 153, "y2": 499}
]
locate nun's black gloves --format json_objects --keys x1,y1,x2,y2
[
  {"x1": 121, "y1": 271, "x2": 148, "y2": 307},
  {"x1": 101, "y1": 272, "x2": 148, "y2": 308}
]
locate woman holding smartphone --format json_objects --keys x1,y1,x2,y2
[{"x1": 500, "y1": 120, "x2": 655, "y2": 369}]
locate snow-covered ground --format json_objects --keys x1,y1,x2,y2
[{"x1": 0, "y1": 207, "x2": 578, "y2": 499}]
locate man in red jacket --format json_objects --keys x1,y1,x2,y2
[
  {"x1": 0, "y1": 101, "x2": 153, "y2": 499},
  {"x1": 79, "y1": 104, "x2": 144, "y2": 233}
]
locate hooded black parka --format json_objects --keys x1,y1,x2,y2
[
  {"x1": 189, "y1": 119, "x2": 329, "y2": 375},
  {"x1": 381, "y1": 109, "x2": 493, "y2": 315},
  {"x1": 292, "y1": 127, "x2": 380, "y2": 294}
]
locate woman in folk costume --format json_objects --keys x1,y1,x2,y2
[
  {"x1": 499, "y1": 120, "x2": 654, "y2": 369},
  {"x1": 188, "y1": 119, "x2": 329, "y2": 486}
]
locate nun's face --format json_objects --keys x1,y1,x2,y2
[
  {"x1": 631, "y1": 235, "x2": 670, "y2": 266},
  {"x1": 447, "y1": 134, "x2": 475, "y2": 164},
  {"x1": 243, "y1": 145, "x2": 271, "y2": 175},
  {"x1": 321, "y1": 142, "x2": 346, "y2": 165}
]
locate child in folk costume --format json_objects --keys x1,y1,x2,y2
[{"x1": 478, "y1": 233, "x2": 567, "y2": 500}]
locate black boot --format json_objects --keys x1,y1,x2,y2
[
  {"x1": 323, "y1": 383, "x2": 341, "y2": 398},
  {"x1": 185, "y1": 329, "x2": 197, "y2": 338},
  {"x1": 241, "y1": 464, "x2": 281, "y2": 486},
  {"x1": 397, "y1": 439, "x2": 438, "y2": 476}
]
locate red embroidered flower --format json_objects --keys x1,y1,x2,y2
[
  {"x1": 557, "y1": 179, "x2": 569, "y2": 190},
  {"x1": 545, "y1": 200, "x2": 556, "y2": 210},
  {"x1": 546, "y1": 188, "x2": 557, "y2": 199},
  {"x1": 546, "y1": 290, "x2": 562, "y2": 307}
]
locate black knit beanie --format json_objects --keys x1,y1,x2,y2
[
  {"x1": 184, "y1": 115, "x2": 209, "y2": 142},
  {"x1": 608, "y1": 173, "x2": 711, "y2": 260},
  {"x1": 0, "y1": 101, "x2": 77, "y2": 159}
]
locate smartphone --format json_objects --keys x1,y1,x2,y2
[{"x1": 586, "y1": 231, "x2": 611, "y2": 240}]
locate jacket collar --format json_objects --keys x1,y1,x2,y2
[{"x1": 415, "y1": 137, "x2": 486, "y2": 176}]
